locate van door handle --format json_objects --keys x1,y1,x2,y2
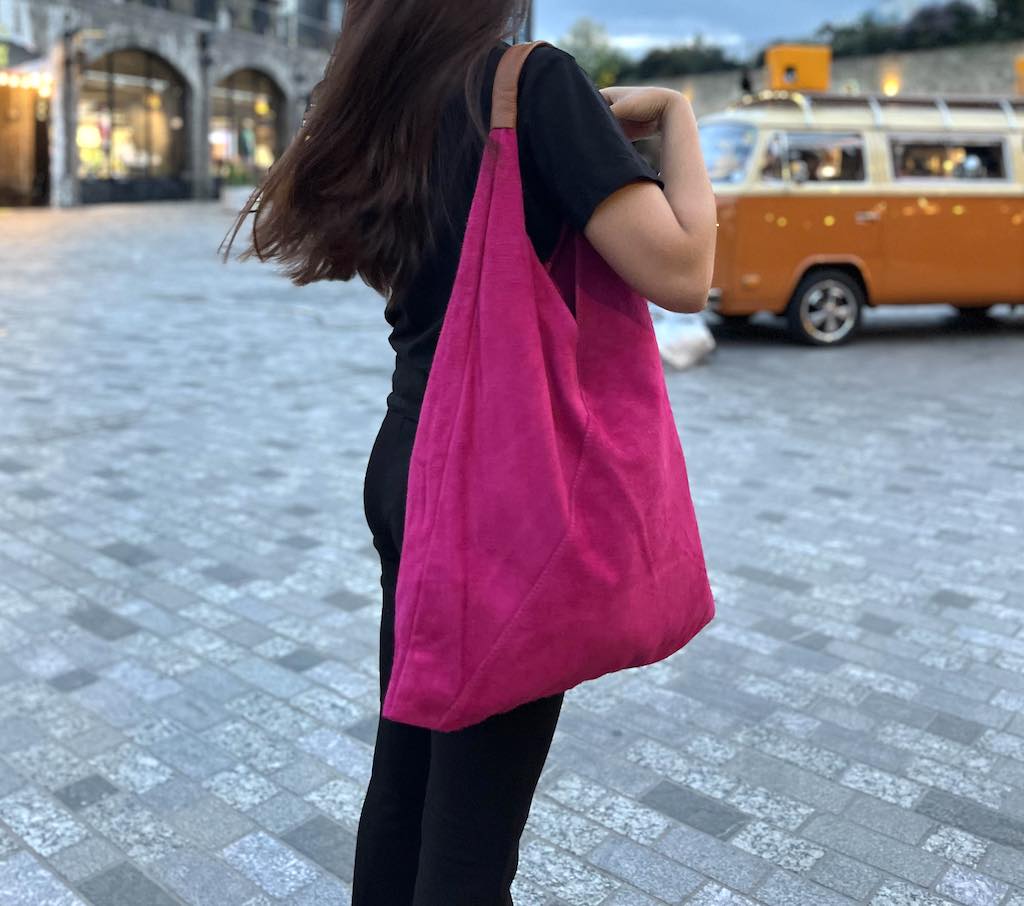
[{"x1": 855, "y1": 210, "x2": 881, "y2": 224}]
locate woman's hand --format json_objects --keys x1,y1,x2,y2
[{"x1": 599, "y1": 86, "x2": 688, "y2": 141}]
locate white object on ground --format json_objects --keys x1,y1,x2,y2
[{"x1": 648, "y1": 304, "x2": 717, "y2": 370}]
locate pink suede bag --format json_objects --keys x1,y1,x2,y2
[{"x1": 382, "y1": 40, "x2": 715, "y2": 732}]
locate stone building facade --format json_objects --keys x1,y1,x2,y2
[
  {"x1": 0, "y1": 0, "x2": 336, "y2": 206},
  {"x1": 656, "y1": 40, "x2": 1024, "y2": 119}
]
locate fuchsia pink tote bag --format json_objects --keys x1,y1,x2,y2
[{"x1": 382, "y1": 40, "x2": 715, "y2": 732}]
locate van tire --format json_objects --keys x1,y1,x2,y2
[
  {"x1": 954, "y1": 305, "x2": 992, "y2": 319},
  {"x1": 786, "y1": 269, "x2": 864, "y2": 346}
]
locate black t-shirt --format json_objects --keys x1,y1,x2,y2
[{"x1": 384, "y1": 40, "x2": 664, "y2": 420}]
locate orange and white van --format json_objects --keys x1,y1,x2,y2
[{"x1": 699, "y1": 90, "x2": 1024, "y2": 344}]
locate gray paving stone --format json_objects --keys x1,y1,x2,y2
[
  {"x1": 48, "y1": 836, "x2": 124, "y2": 883},
  {"x1": 755, "y1": 868, "x2": 859, "y2": 906},
  {"x1": 151, "y1": 849, "x2": 262, "y2": 906},
  {"x1": 167, "y1": 795, "x2": 255, "y2": 850},
  {"x1": 222, "y1": 832, "x2": 319, "y2": 898},
  {"x1": 640, "y1": 780, "x2": 748, "y2": 840},
  {"x1": 78, "y1": 862, "x2": 180, "y2": 906},
  {"x1": 280, "y1": 814, "x2": 356, "y2": 883},
  {"x1": 802, "y1": 813, "x2": 945, "y2": 886},
  {"x1": 652, "y1": 823, "x2": 771, "y2": 893},
  {"x1": 0, "y1": 852, "x2": 85, "y2": 906},
  {"x1": 55, "y1": 774, "x2": 119, "y2": 811},
  {"x1": 49, "y1": 669, "x2": 99, "y2": 692},
  {"x1": 935, "y1": 864, "x2": 1009, "y2": 906},
  {"x1": 0, "y1": 786, "x2": 89, "y2": 855},
  {"x1": 870, "y1": 880, "x2": 958, "y2": 906},
  {"x1": 807, "y1": 850, "x2": 884, "y2": 900},
  {"x1": 68, "y1": 605, "x2": 139, "y2": 641},
  {"x1": 915, "y1": 788, "x2": 1024, "y2": 848},
  {"x1": 588, "y1": 835, "x2": 703, "y2": 901}
]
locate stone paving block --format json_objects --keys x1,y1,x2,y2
[
  {"x1": 807, "y1": 850, "x2": 883, "y2": 901},
  {"x1": 803, "y1": 813, "x2": 946, "y2": 886},
  {"x1": 641, "y1": 779, "x2": 750, "y2": 840},
  {"x1": 55, "y1": 774, "x2": 119, "y2": 811},
  {"x1": 284, "y1": 874, "x2": 351, "y2": 906},
  {"x1": 527, "y1": 796, "x2": 610, "y2": 856},
  {"x1": 519, "y1": 838, "x2": 619, "y2": 905},
  {"x1": 652, "y1": 823, "x2": 772, "y2": 893},
  {"x1": 0, "y1": 851, "x2": 86, "y2": 906},
  {"x1": 302, "y1": 776, "x2": 365, "y2": 832},
  {"x1": 934, "y1": 864, "x2": 1009, "y2": 906},
  {"x1": 0, "y1": 786, "x2": 89, "y2": 856},
  {"x1": 296, "y1": 728, "x2": 372, "y2": 784},
  {"x1": 91, "y1": 742, "x2": 173, "y2": 794},
  {"x1": 754, "y1": 868, "x2": 859, "y2": 906},
  {"x1": 845, "y1": 793, "x2": 936, "y2": 845},
  {"x1": 729, "y1": 820, "x2": 824, "y2": 873},
  {"x1": 547, "y1": 773, "x2": 671, "y2": 845},
  {"x1": 48, "y1": 835, "x2": 124, "y2": 883},
  {"x1": 203, "y1": 764, "x2": 278, "y2": 810},
  {"x1": 167, "y1": 794, "x2": 255, "y2": 850},
  {"x1": 221, "y1": 832, "x2": 319, "y2": 898},
  {"x1": 68, "y1": 605, "x2": 139, "y2": 641},
  {"x1": 280, "y1": 814, "x2": 356, "y2": 883},
  {"x1": 869, "y1": 880, "x2": 958, "y2": 905},
  {"x1": 980, "y1": 840, "x2": 1024, "y2": 889},
  {"x1": 48, "y1": 669, "x2": 100, "y2": 692},
  {"x1": 588, "y1": 835, "x2": 703, "y2": 901},
  {"x1": 81, "y1": 793, "x2": 185, "y2": 864},
  {"x1": 922, "y1": 825, "x2": 988, "y2": 868},
  {"x1": 78, "y1": 861, "x2": 180, "y2": 906},
  {"x1": 151, "y1": 849, "x2": 262, "y2": 906},
  {"x1": 151, "y1": 732, "x2": 236, "y2": 780},
  {"x1": 248, "y1": 791, "x2": 318, "y2": 835}
]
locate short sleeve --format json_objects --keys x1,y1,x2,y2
[{"x1": 517, "y1": 46, "x2": 665, "y2": 234}]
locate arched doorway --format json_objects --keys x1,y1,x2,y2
[
  {"x1": 210, "y1": 69, "x2": 285, "y2": 186},
  {"x1": 77, "y1": 48, "x2": 190, "y2": 203}
]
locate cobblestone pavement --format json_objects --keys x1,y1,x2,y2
[{"x1": 1, "y1": 202, "x2": 1023, "y2": 906}]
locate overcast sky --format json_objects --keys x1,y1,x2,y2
[{"x1": 533, "y1": 0, "x2": 899, "y2": 56}]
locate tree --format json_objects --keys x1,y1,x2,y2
[
  {"x1": 560, "y1": 18, "x2": 630, "y2": 87},
  {"x1": 992, "y1": 0, "x2": 1024, "y2": 35}
]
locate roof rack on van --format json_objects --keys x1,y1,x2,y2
[{"x1": 730, "y1": 89, "x2": 1022, "y2": 131}]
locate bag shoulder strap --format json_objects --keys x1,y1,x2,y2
[{"x1": 491, "y1": 40, "x2": 551, "y2": 130}]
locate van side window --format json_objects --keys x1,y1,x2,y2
[
  {"x1": 785, "y1": 132, "x2": 866, "y2": 182},
  {"x1": 760, "y1": 132, "x2": 866, "y2": 182},
  {"x1": 890, "y1": 139, "x2": 1007, "y2": 180}
]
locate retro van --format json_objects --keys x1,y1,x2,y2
[{"x1": 699, "y1": 90, "x2": 1024, "y2": 345}]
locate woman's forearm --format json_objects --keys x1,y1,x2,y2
[{"x1": 658, "y1": 97, "x2": 718, "y2": 302}]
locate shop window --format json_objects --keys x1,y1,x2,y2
[
  {"x1": 210, "y1": 69, "x2": 285, "y2": 183},
  {"x1": 77, "y1": 49, "x2": 187, "y2": 184},
  {"x1": 890, "y1": 138, "x2": 1007, "y2": 180}
]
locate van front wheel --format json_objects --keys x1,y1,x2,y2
[{"x1": 786, "y1": 270, "x2": 864, "y2": 346}]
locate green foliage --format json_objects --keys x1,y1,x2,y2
[{"x1": 560, "y1": 18, "x2": 632, "y2": 87}]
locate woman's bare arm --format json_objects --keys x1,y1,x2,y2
[{"x1": 583, "y1": 88, "x2": 717, "y2": 314}]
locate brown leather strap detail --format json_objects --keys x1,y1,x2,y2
[{"x1": 491, "y1": 40, "x2": 550, "y2": 129}]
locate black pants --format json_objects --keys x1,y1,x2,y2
[{"x1": 352, "y1": 409, "x2": 565, "y2": 906}]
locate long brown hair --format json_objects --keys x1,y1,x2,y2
[{"x1": 221, "y1": 0, "x2": 529, "y2": 306}]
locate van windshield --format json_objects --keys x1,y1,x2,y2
[{"x1": 699, "y1": 121, "x2": 757, "y2": 184}]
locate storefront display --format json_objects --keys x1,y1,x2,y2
[
  {"x1": 77, "y1": 49, "x2": 189, "y2": 202},
  {"x1": 210, "y1": 68, "x2": 284, "y2": 185}
]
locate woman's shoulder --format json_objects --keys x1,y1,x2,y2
[{"x1": 520, "y1": 42, "x2": 586, "y2": 83}]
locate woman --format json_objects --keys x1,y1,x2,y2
[{"x1": 224, "y1": 2, "x2": 716, "y2": 902}]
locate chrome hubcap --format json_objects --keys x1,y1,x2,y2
[{"x1": 800, "y1": 280, "x2": 858, "y2": 343}]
